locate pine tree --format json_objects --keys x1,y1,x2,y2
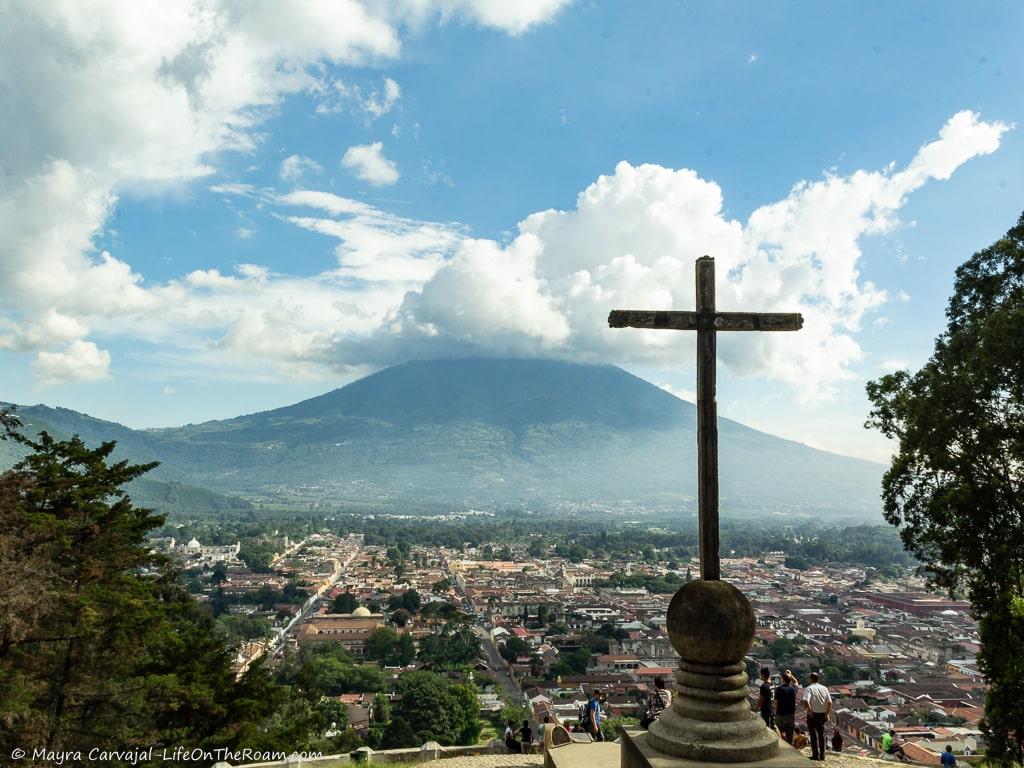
[{"x1": 0, "y1": 411, "x2": 282, "y2": 761}]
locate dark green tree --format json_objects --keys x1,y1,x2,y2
[
  {"x1": 449, "y1": 684, "x2": 482, "y2": 744},
  {"x1": 381, "y1": 715, "x2": 418, "y2": 748},
  {"x1": 373, "y1": 692, "x2": 392, "y2": 723},
  {"x1": 393, "y1": 672, "x2": 455, "y2": 744},
  {"x1": 402, "y1": 589, "x2": 421, "y2": 612},
  {"x1": 238, "y1": 542, "x2": 275, "y2": 572},
  {"x1": 0, "y1": 413, "x2": 282, "y2": 760},
  {"x1": 417, "y1": 625, "x2": 479, "y2": 667},
  {"x1": 499, "y1": 635, "x2": 531, "y2": 663},
  {"x1": 365, "y1": 627, "x2": 416, "y2": 666},
  {"x1": 390, "y1": 672, "x2": 479, "y2": 746},
  {"x1": 866, "y1": 213, "x2": 1024, "y2": 766},
  {"x1": 332, "y1": 591, "x2": 358, "y2": 614}
]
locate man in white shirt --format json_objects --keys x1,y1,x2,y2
[{"x1": 803, "y1": 672, "x2": 832, "y2": 761}]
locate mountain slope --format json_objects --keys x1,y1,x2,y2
[
  {"x1": 0, "y1": 409, "x2": 252, "y2": 515},
  {"x1": 6, "y1": 359, "x2": 884, "y2": 518}
]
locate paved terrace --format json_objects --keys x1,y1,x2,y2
[{"x1": 231, "y1": 742, "x2": 927, "y2": 768}]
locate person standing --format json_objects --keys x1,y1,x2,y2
[
  {"x1": 803, "y1": 672, "x2": 832, "y2": 761},
  {"x1": 642, "y1": 677, "x2": 674, "y2": 728},
  {"x1": 774, "y1": 671, "x2": 798, "y2": 744},
  {"x1": 586, "y1": 688, "x2": 604, "y2": 741},
  {"x1": 940, "y1": 745, "x2": 957, "y2": 768},
  {"x1": 538, "y1": 715, "x2": 551, "y2": 751},
  {"x1": 757, "y1": 667, "x2": 775, "y2": 728},
  {"x1": 519, "y1": 720, "x2": 533, "y2": 754}
]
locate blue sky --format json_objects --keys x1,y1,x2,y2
[{"x1": 1, "y1": 0, "x2": 1021, "y2": 461}]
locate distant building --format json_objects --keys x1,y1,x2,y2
[
  {"x1": 861, "y1": 592, "x2": 971, "y2": 617},
  {"x1": 167, "y1": 537, "x2": 241, "y2": 565},
  {"x1": 849, "y1": 619, "x2": 877, "y2": 642},
  {"x1": 295, "y1": 609, "x2": 385, "y2": 656}
]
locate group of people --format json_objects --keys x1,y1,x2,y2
[
  {"x1": 504, "y1": 716, "x2": 553, "y2": 754},
  {"x1": 758, "y1": 668, "x2": 839, "y2": 761},
  {"x1": 758, "y1": 668, "x2": 921, "y2": 764},
  {"x1": 507, "y1": 669, "x2": 958, "y2": 767}
]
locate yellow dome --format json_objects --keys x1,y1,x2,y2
[{"x1": 352, "y1": 606, "x2": 372, "y2": 617}]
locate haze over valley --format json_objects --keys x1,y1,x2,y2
[{"x1": 4, "y1": 358, "x2": 884, "y2": 519}]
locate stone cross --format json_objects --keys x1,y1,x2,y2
[{"x1": 608, "y1": 256, "x2": 803, "y2": 581}]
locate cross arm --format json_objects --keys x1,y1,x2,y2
[
  {"x1": 608, "y1": 310, "x2": 803, "y2": 331},
  {"x1": 712, "y1": 312, "x2": 803, "y2": 331},
  {"x1": 608, "y1": 310, "x2": 698, "y2": 330}
]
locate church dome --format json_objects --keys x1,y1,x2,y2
[
  {"x1": 352, "y1": 606, "x2": 372, "y2": 617},
  {"x1": 187, "y1": 538, "x2": 201, "y2": 548}
]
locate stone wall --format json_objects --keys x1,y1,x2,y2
[{"x1": 228, "y1": 739, "x2": 510, "y2": 768}]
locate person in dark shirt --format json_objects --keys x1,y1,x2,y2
[
  {"x1": 757, "y1": 667, "x2": 774, "y2": 728},
  {"x1": 940, "y1": 745, "x2": 957, "y2": 768},
  {"x1": 520, "y1": 721, "x2": 533, "y2": 753},
  {"x1": 774, "y1": 671, "x2": 798, "y2": 744}
]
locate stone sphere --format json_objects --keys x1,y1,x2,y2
[{"x1": 666, "y1": 580, "x2": 756, "y2": 665}]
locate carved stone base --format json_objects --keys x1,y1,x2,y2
[
  {"x1": 646, "y1": 660, "x2": 778, "y2": 762},
  {"x1": 622, "y1": 729, "x2": 814, "y2": 768}
]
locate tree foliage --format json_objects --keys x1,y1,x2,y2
[
  {"x1": 391, "y1": 671, "x2": 480, "y2": 746},
  {"x1": 0, "y1": 412, "x2": 282, "y2": 761},
  {"x1": 866, "y1": 213, "x2": 1024, "y2": 766},
  {"x1": 333, "y1": 591, "x2": 358, "y2": 614},
  {"x1": 499, "y1": 635, "x2": 531, "y2": 663},
  {"x1": 365, "y1": 627, "x2": 416, "y2": 667},
  {"x1": 417, "y1": 625, "x2": 480, "y2": 668}
]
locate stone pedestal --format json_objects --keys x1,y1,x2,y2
[
  {"x1": 647, "y1": 659, "x2": 777, "y2": 762},
  {"x1": 635, "y1": 579, "x2": 813, "y2": 767},
  {"x1": 623, "y1": 730, "x2": 813, "y2": 768}
]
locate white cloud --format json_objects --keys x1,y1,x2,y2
[
  {"x1": 0, "y1": 308, "x2": 89, "y2": 352},
  {"x1": 657, "y1": 382, "x2": 696, "y2": 403},
  {"x1": 31, "y1": 341, "x2": 111, "y2": 387},
  {"x1": 395, "y1": 0, "x2": 572, "y2": 34},
  {"x1": 321, "y1": 112, "x2": 1008, "y2": 398},
  {"x1": 341, "y1": 142, "x2": 400, "y2": 186},
  {"x1": 236, "y1": 227, "x2": 256, "y2": 239},
  {"x1": 0, "y1": 2, "x2": 1009, "y2": 405},
  {"x1": 163, "y1": 385, "x2": 176, "y2": 396},
  {"x1": 0, "y1": 0, "x2": 563, "y2": 384},
  {"x1": 279, "y1": 155, "x2": 324, "y2": 183},
  {"x1": 364, "y1": 78, "x2": 402, "y2": 117},
  {"x1": 280, "y1": 190, "x2": 463, "y2": 283},
  {"x1": 14, "y1": 110, "x2": 1001, "y2": 393},
  {"x1": 879, "y1": 359, "x2": 909, "y2": 372},
  {"x1": 311, "y1": 75, "x2": 402, "y2": 119}
]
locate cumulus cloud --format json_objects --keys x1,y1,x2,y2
[
  {"x1": 318, "y1": 111, "x2": 1008, "y2": 398},
  {"x1": 0, "y1": 0, "x2": 566, "y2": 385},
  {"x1": 31, "y1": 341, "x2": 111, "y2": 387},
  {"x1": 0, "y1": 0, "x2": 1009, "y2": 402},
  {"x1": 341, "y1": 142, "x2": 401, "y2": 186}
]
